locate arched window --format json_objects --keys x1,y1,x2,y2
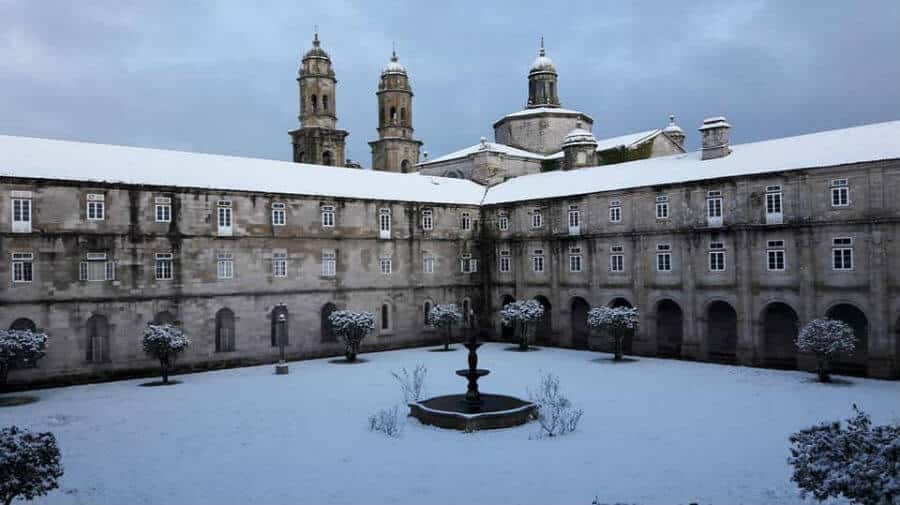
[
  {"x1": 322, "y1": 95, "x2": 329, "y2": 111},
  {"x1": 10, "y1": 318, "x2": 37, "y2": 332},
  {"x1": 215, "y1": 308, "x2": 235, "y2": 352},
  {"x1": 400, "y1": 107, "x2": 407, "y2": 122},
  {"x1": 390, "y1": 107, "x2": 397, "y2": 123},
  {"x1": 322, "y1": 151, "x2": 333, "y2": 166},
  {"x1": 423, "y1": 301, "x2": 432, "y2": 326},
  {"x1": 271, "y1": 305, "x2": 289, "y2": 347},
  {"x1": 400, "y1": 160, "x2": 410, "y2": 173},
  {"x1": 86, "y1": 314, "x2": 109, "y2": 362},
  {"x1": 381, "y1": 303, "x2": 391, "y2": 331},
  {"x1": 321, "y1": 303, "x2": 337, "y2": 342},
  {"x1": 311, "y1": 95, "x2": 317, "y2": 112}
]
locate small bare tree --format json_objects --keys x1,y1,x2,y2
[
  {"x1": 0, "y1": 330, "x2": 47, "y2": 391},
  {"x1": 587, "y1": 306, "x2": 639, "y2": 361},
  {"x1": 500, "y1": 300, "x2": 545, "y2": 351},
  {"x1": 429, "y1": 304, "x2": 463, "y2": 351},
  {"x1": 368, "y1": 405, "x2": 403, "y2": 438},
  {"x1": 392, "y1": 363, "x2": 427, "y2": 403},
  {"x1": 795, "y1": 318, "x2": 857, "y2": 382},
  {"x1": 0, "y1": 426, "x2": 64, "y2": 505},
  {"x1": 528, "y1": 372, "x2": 583, "y2": 438},
  {"x1": 142, "y1": 324, "x2": 191, "y2": 384},
  {"x1": 328, "y1": 310, "x2": 375, "y2": 362}
]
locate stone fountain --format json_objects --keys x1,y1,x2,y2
[{"x1": 408, "y1": 330, "x2": 536, "y2": 431}]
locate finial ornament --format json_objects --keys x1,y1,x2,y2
[
  {"x1": 539, "y1": 36, "x2": 545, "y2": 56},
  {"x1": 669, "y1": 114, "x2": 676, "y2": 125},
  {"x1": 391, "y1": 41, "x2": 397, "y2": 62},
  {"x1": 313, "y1": 26, "x2": 320, "y2": 46}
]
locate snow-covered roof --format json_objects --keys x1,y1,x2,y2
[
  {"x1": 483, "y1": 120, "x2": 900, "y2": 205},
  {"x1": 417, "y1": 140, "x2": 550, "y2": 166},
  {"x1": 594, "y1": 129, "x2": 661, "y2": 152},
  {"x1": 495, "y1": 107, "x2": 593, "y2": 123},
  {"x1": 0, "y1": 135, "x2": 487, "y2": 205}
]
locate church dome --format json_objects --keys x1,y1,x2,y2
[
  {"x1": 529, "y1": 39, "x2": 556, "y2": 74},
  {"x1": 382, "y1": 50, "x2": 407, "y2": 75},
  {"x1": 303, "y1": 33, "x2": 330, "y2": 61},
  {"x1": 663, "y1": 115, "x2": 684, "y2": 134},
  {"x1": 562, "y1": 127, "x2": 597, "y2": 146}
]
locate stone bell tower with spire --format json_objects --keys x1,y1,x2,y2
[
  {"x1": 368, "y1": 48, "x2": 422, "y2": 173},
  {"x1": 527, "y1": 37, "x2": 560, "y2": 108},
  {"x1": 288, "y1": 32, "x2": 349, "y2": 167}
]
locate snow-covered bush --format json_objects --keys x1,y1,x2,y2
[
  {"x1": 500, "y1": 300, "x2": 544, "y2": 351},
  {"x1": 0, "y1": 330, "x2": 48, "y2": 389},
  {"x1": 368, "y1": 405, "x2": 403, "y2": 438},
  {"x1": 788, "y1": 405, "x2": 899, "y2": 505},
  {"x1": 328, "y1": 310, "x2": 375, "y2": 362},
  {"x1": 0, "y1": 425, "x2": 64, "y2": 505},
  {"x1": 795, "y1": 318, "x2": 857, "y2": 382},
  {"x1": 428, "y1": 303, "x2": 463, "y2": 350},
  {"x1": 392, "y1": 363, "x2": 427, "y2": 403},
  {"x1": 587, "y1": 306, "x2": 639, "y2": 361},
  {"x1": 528, "y1": 372, "x2": 583, "y2": 438},
  {"x1": 141, "y1": 324, "x2": 191, "y2": 384}
]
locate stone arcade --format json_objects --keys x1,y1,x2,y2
[{"x1": 2, "y1": 35, "x2": 899, "y2": 385}]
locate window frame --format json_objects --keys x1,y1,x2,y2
[
  {"x1": 11, "y1": 193, "x2": 32, "y2": 233},
  {"x1": 271, "y1": 202, "x2": 286, "y2": 226},
  {"x1": 421, "y1": 209, "x2": 433, "y2": 230},
  {"x1": 379, "y1": 257, "x2": 393, "y2": 275},
  {"x1": 568, "y1": 247, "x2": 583, "y2": 273},
  {"x1": 11, "y1": 252, "x2": 34, "y2": 283},
  {"x1": 531, "y1": 209, "x2": 543, "y2": 229},
  {"x1": 656, "y1": 244, "x2": 672, "y2": 272},
  {"x1": 766, "y1": 240, "x2": 786, "y2": 272},
  {"x1": 831, "y1": 237, "x2": 854, "y2": 271},
  {"x1": 273, "y1": 251, "x2": 288, "y2": 278},
  {"x1": 655, "y1": 195, "x2": 669, "y2": 220},
  {"x1": 154, "y1": 197, "x2": 172, "y2": 223},
  {"x1": 217, "y1": 252, "x2": 234, "y2": 279},
  {"x1": 498, "y1": 249, "x2": 511, "y2": 273},
  {"x1": 532, "y1": 250, "x2": 545, "y2": 273},
  {"x1": 830, "y1": 179, "x2": 849, "y2": 207},
  {"x1": 321, "y1": 249, "x2": 336, "y2": 277},
  {"x1": 378, "y1": 208, "x2": 391, "y2": 239},
  {"x1": 321, "y1": 205, "x2": 336, "y2": 228},
  {"x1": 217, "y1": 200, "x2": 233, "y2": 236},
  {"x1": 422, "y1": 254, "x2": 435, "y2": 274},
  {"x1": 155, "y1": 252, "x2": 174, "y2": 281},
  {"x1": 460, "y1": 211, "x2": 471, "y2": 231},
  {"x1": 86, "y1": 194, "x2": 105, "y2": 221},
  {"x1": 498, "y1": 213, "x2": 509, "y2": 231}
]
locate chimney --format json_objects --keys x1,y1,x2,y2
[{"x1": 699, "y1": 116, "x2": 731, "y2": 160}]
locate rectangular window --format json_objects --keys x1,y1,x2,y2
[
  {"x1": 568, "y1": 206, "x2": 581, "y2": 235},
  {"x1": 460, "y1": 212, "x2": 471, "y2": 231},
  {"x1": 379, "y1": 208, "x2": 391, "y2": 239},
  {"x1": 656, "y1": 244, "x2": 672, "y2": 272},
  {"x1": 86, "y1": 194, "x2": 105, "y2": 221},
  {"x1": 767, "y1": 240, "x2": 786, "y2": 271},
  {"x1": 155, "y1": 197, "x2": 172, "y2": 223},
  {"x1": 79, "y1": 252, "x2": 115, "y2": 282},
  {"x1": 765, "y1": 190, "x2": 783, "y2": 224},
  {"x1": 321, "y1": 249, "x2": 336, "y2": 277},
  {"x1": 655, "y1": 196, "x2": 669, "y2": 220},
  {"x1": 609, "y1": 246, "x2": 624, "y2": 272},
  {"x1": 217, "y1": 252, "x2": 234, "y2": 279},
  {"x1": 531, "y1": 209, "x2": 543, "y2": 229},
  {"x1": 273, "y1": 251, "x2": 287, "y2": 278},
  {"x1": 321, "y1": 205, "x2": 335, "y2": 228},
  {"x1": 532, "y1": 250, "x2": 544, "y2": 273},
  {"x1": 459, "y1": 254, "x2": 478, "y2": 274},
  {"x1": 568, "y1": 247, "x2": 582, "y2": 273},
  {"x1": 12, "y1": 193, "x2": 32, "y2": 233},
  {"x1": 421, "y1": 209, "x2": 433, "y2": 230},
  {"x1": 707, "y1": 191, "x2": 723, "y2": 227},
  {"x1": 708, "y1": 244, "x2": 726, "y2": 271},
  {"x1": 271, "y1": 202, "x2": 286, "y2": 226},
  {"x1": 498, "y1": 213, "x2": 509, "y2": 231},
  {"x1": 155, "y1": 253, "x2": 173, "y2": 280},
  {"x1": 217, "y1": 200, "x2": 233, "y2": 236},
  {"x1": 11, "y1": 252, "x2": 33, "y2": 283},
  {"x1": 423, "y1": 255, "x2": 435, "y2": 274},
  {"x1": 609, "y1": 206, "x2": 622, "y2": 223},
  {"x1": 380, "y1": 257, "x2": 392, "y2": 275},
  {"x1": 832, "y1": 237, "x2": 853, "y2": 270},
  {"x1": 830, "y1": 179, "x2": 849, "y2": 207},
  {"x1": 499, "y1": 250, "x2": 511, "y2": 273}
]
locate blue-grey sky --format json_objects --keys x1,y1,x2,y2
[{"x1": 2, "y1": 1, "x2": 899, "y2": 165}]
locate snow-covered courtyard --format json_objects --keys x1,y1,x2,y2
[{"x1": 3, "y1": 343, "x2": 898, "y2": 505}]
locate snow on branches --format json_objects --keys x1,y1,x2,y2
[
  {"x1": 500, "y1": 300, "x2": 545, "y2": 350},
  {"x1": 429, "y1": 304, "x2": 463, "y2": 350},
  {"x1": 587, "y1": 306, "x2": 639, "y2": 361},
  {"x1": 0, "y1": 329, "x2": 48, "y2": 387},
  {"x1": 0, "y1": 425, "x2": 64, "y2": 505},
  {"x1": 788, "y1": 405, "x2": 899, "y2": 505},
  {"x1": 795, "y1": 318, "x2": 857, "y2": 382},
  {"x1": 142, "y1": 324, "x2": 191, "y2": 384},
  {"x1": 528, "y1": 372, "x2": 583, "y2": 439},
  {"x1": 328, "y1": 310, "x2": 375, "y2": 362}
]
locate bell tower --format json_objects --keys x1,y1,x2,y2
[
  {"x1": 288, "y1": 32, "x2": 349, "y2": 167},
  {"x1": 368, "y1": 49, "x2": 422, "y2": 173},
  {"x1": 527, "y1": 37, "x2": 560, "y2": 108}
]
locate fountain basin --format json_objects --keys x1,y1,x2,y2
[{"x1": 409, "y1": 394, "x2": 537, "y2": 431}]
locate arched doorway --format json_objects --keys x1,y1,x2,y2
[
  {"x1": 322, "y1": 151, "x2": 333, "y2": 166},
  {"x1": 609, "y1": 297, "x2": 632, "y2": 308},
  {"x1": 500, "y1": 295, "x2": 515, "y2": 341},
  {"x1": 826, "y1": 304, "x2": 868, "y2": 376},
  {"x1": 423, "y1": 301, "x2": 432, "y2": 327},
  {"x1": 270, "y1": 305, "x2": 289, "y2": 347},
  {"x1": 656, "y1": 299, "x2": 683, "y2": 358},
  {"x1": 215, "y1": 308, "x2": 235, "y2": 352},
  {"x1": 608, "y1": 297, "x2": 634, "y2": 354},
  {"x1": 762, "y1": 302, "x2": 799, "y2": 369},
  {"x1": 153, "y1": 311, "x2": 175, "y2": 325},
  {"x1": 321, "y1": 303, "x2": 337, "y2": 342},
  {"x1": 10, "y1": 318, "x2": 37, "y2": 332},
  {"x1": 86, "y1": 314, "x2": 109, "y2": 363},
  {"x1": 570, "y1": 297, "x2": 590, "y2": 349},
  {"x1": 534, "y1": 296, "x2": 552, "y2": 345},
  {"x1": 707, "y1": 301, "x2": 738, "y2": 363}
]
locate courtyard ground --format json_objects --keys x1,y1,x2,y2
[{"x1": 2, "y1": 343, "x2": 898, "y2": 505}]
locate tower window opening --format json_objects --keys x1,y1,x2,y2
[
  {"x1": 390, "y1": 107, "x2": 397, "y2": 123},
  {"x1": 322, "y1": 151, "x2": 333, "y2": 166},
  {"x1": 323, "y1": 95, "x2": 328, "y2": 111},
  {"x1": 400, "y1": 107, "x2": 407, "y2": 122},
  {"x1": 311, "y1": 95, "x2": 318, "y2": 112}
]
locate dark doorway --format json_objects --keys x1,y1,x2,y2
[
  {"x1": 321, "y1": 303, "x2": 337, "y2": 342},
  {"x1": 500, "y1": 295, "x2": 515, "y2": 341},
  {"x1": 271, "y1": 305, "x2": 289, "y2": 347},
  {"x1": 707, "y1": 301, "x2": 738, "y2": 363},
  {"x1": 608, "y1": 297, "x2": 634, "y2": 354},
  {"x1": 534, "y1": 296, "x2": 553, "y2": 345},
  {"x1": 86, "y1": 314, "x2": 109, "y2": 362},
  {"x1": 215, "y1": 308, "x2": 235, "y2": 352},
  {"x1": 762, "y1": 303, "x2": 799, "y2": 369},
  {"x1": 10, "y1": 318, "x2": 37, "y2": 332},
  {"x1": 826, "y1": 304, "x2": 869, "y2": 376},
  {"x1": 570, "y1": 297, "x2": 590, "y2": 349},
  {"x1": 656, "y1": 300, "x2": 683, "y2": 358}
]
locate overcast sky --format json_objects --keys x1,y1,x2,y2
[{"x1": 2, "y1": 1, "x2": 899, "y2": 166}]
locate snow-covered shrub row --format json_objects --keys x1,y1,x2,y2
[
  {"x1": 0, "y1": 329, "x2": 48, "y2": 387},
  {"x1": 587, "y1": 306, "x2": 639, "y2": 361},
  {"x1": 392, "y1": 363, "x2": 427, "y2": 403},
  {"x1": 0, "y1": 425, "x2": 64, "y2": 505},
  {"x1": 429, "y1": 303, "x2": 463, "y2": 350},
  {"x1": 142, "y1": 324, "x2": 191, "y2": 384},
  {"x1": 528, "y1": 372, "x2": 583, "y2": 439},
  {"x1": 500, "y1": 300, "x2": 544, "y2": 350},
  {"x1": 795, "y1": 318, "x2": 857, "y2": 382},
  {"x1": 788, "y1": 405, "x2": 898, "y2": 505},
  {"x1": 368, "y1": 405, "x2": 403, "y2": 438},
  {"x1": 328, "y1": 310, "x2": 375, "y2": 362}
]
